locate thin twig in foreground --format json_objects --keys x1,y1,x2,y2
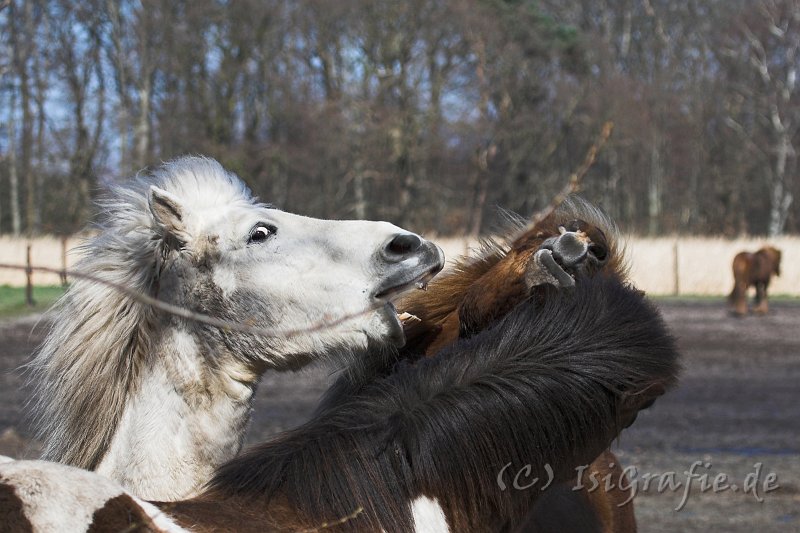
[{"x1": 0, "y1": 263, "x2": 384, "y2": 340}]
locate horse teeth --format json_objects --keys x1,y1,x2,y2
[
  {"x1": 398, "y1": 312, "x2": 421, "y2": 324},
  {"x1": 416, "y1": 281, "x2": 428, "y2": 290}
]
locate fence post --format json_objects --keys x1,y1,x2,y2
[
  {"x1": 60, "y1": 236, "x2": 68, "y2": 286},
  {"x1": 25, "y1": 242, "x2": 35, "y2": 307},
  {"x1": 672, "y1": 238, "x2": 680, "y2": 296}
]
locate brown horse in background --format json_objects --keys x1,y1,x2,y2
[
  {"x1": 729, "y1": 246, "x2": 782, "y2": 316},
  {"x1": 399, "y1": 200, "x2": 666, "y2": 532}
]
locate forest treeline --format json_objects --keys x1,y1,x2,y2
[{"x1": 1, "y1": 0, "x2": 798, "y2": 236}]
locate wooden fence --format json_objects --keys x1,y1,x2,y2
[
  {"x1": 0, "y1": 236, "x2": 82, "y2": 287},
  {"x1": 0, "y1": 235, "x2": 798, "y2": 296}
]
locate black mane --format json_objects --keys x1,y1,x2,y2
[{"x1": 207, "y1": 276, "x2": 679, "y2": 531}]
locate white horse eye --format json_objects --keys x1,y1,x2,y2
[{"x1": 248, "y1": 224, "x2": 276, "y2": 244}]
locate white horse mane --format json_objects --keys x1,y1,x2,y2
[{"x1": 28, "y1": 157, "x2": 258, "y2": 470}]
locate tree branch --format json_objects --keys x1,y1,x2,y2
[{"x1": 526, "y1": 121, "x2": 615, "y2": 231}]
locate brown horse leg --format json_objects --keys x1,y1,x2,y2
[
  {"x1": 730, "y1": 253, "x2": 751, "y2": 316},
  {"x1": 731, "y1": 281, "x2": 749, "y2": 316},
  {"x1": 754, "y1": 282, "x2": 769, "y2": 314}
]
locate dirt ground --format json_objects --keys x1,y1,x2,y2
[{"x1": 1, "y1": 300, "x2": 799, "y2": 532}]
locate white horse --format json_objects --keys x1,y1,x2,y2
[{"x1": 23, "y1": 156, "x2": 443, "y2": 501}]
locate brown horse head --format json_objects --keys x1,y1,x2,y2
[{"x1": 399, "y1": 198, "x2": 626, "y2": 356}]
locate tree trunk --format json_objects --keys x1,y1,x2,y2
[
  {"x1": 21, "y1": 0, "x2": 35, "y2": 235},
  {"x1": 8, "y1": 85, "x2": 22, "y2": 236},
  {"x1": 604, "y1": 146, "x2": 620, "y2": 218},
  {"x1": 469, "y1": 160, "x2": 490, "y2": 237},
  {"x1": 105, "y1": 0, "x2": 131, "y2": 170},
  {"x1": 768, "y1": 125, "x2": 794, "y2": 236},
  {"x1": 135, "y1": 82, "x2": 151, "y2": 167},
  {"x1": 353, "y1": 167, "x2": 367, "y2": 220},
  {"x1": 648, "y1": 132, "x2": 663, "y2": 235},
  {"x1": 396, "y1": 49, "x2": 417, "y2": 228},
  {"x1": 34, "y1": 48, "x2": 47, "y2": 232},
  {"x1": 468, "y1": 36, "x2": 491, "y2": 237}
]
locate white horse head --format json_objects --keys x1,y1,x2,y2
[
  {"x1": 30, "y1": 156, "x2": 444, "y2": 499},
  {"x1": 144, "y1": 157, "x2": 443, "y2": 368}
]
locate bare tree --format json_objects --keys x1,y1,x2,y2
[
  {"x1": 103, "y1": 0, "x2": 159, "y2": 170},
  {"x1": 6, "y1": 85, "x2": 21, "y2": 236},
  {"x1": 5, "y1": 0, "x2": 21, "y2": 236},
  {"x1": 48, "y1": 0, "x2": 106, "y2": 229},
  {"x1": 716, "y1": 0, "x2": 799, "y2": 235},
  {"x1": 2, "y1": 0, "x2": 800, "y2": 236},
  {"x1": 742, "y1": 0, "x2": 799, "y2": 235}
]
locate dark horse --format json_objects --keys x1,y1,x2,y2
[
  {"x1": 394, "y1": 201, "x2": 657, "y2": 532},
  {"x1": 729, "y1": 246, "x2": 782, "y2": 316},
  {"x1": 0, "y1": 201, "x2": 679, "y2": 532}
]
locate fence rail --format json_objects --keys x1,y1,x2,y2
[{"x1": 1, "y1": 235, "x2": 798, "y2": 296}]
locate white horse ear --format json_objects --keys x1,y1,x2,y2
[{"x1": 149, "y1": 186, "x2": 188, "y2": 247}]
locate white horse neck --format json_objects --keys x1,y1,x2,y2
[{"x1": 95, "y1": 326, "x2": 259, "y2": 501}]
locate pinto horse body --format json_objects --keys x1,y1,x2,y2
[{"x1": 729, "y1": 246, "x2": 782, "y2": 315}]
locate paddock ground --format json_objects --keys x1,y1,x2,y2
[{"x1": 1, "y1": 299, "x2": 799, "y2": 532}]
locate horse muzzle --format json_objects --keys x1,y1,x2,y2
[
  {"x1": 373, "y1": 236, "x2": 445, "y2": 301},
  {"x1": 528, "y1": 228, "x2": 609, "y2": 289}
]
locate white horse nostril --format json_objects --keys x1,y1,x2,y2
[{"x1": 386, "y1": 233, "x2": 423, "y2": 257}]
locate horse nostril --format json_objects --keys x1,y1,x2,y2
[
  {"x1": 589, "y1": 244, "x2": 608, "y2": 264},
  {"x1": 386, "y1": 233, "x2": 423, "y2": 257}
]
